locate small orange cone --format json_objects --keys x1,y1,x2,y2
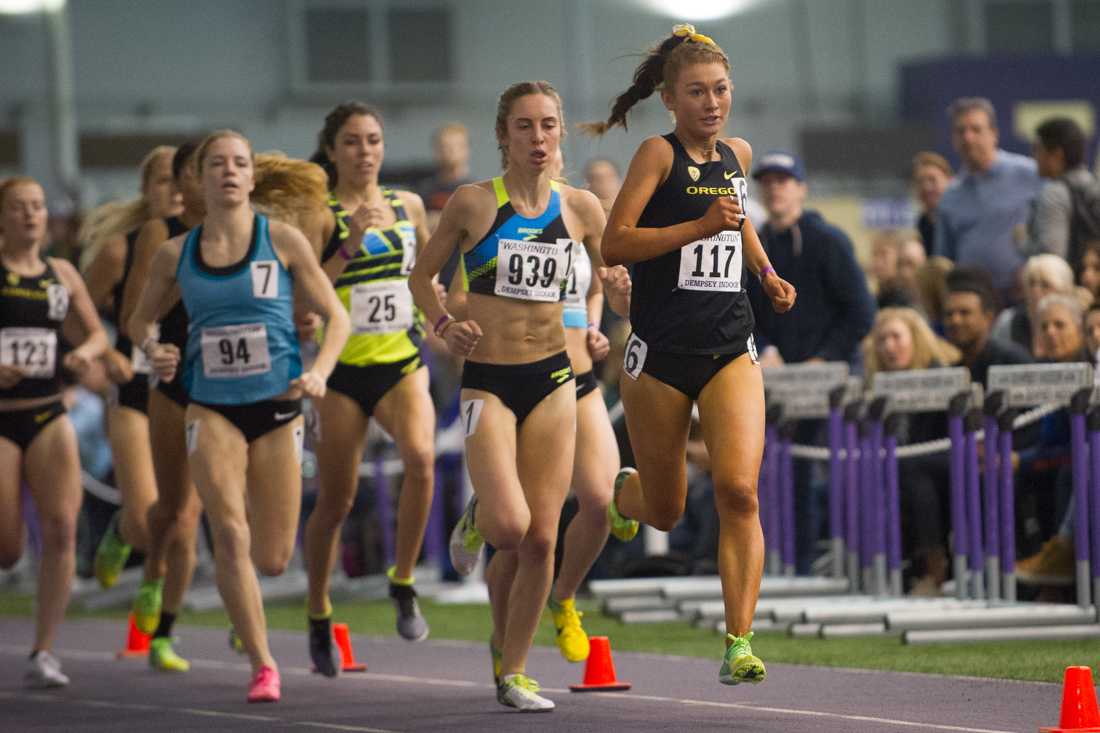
[
  {"x1": 333, "y1": 622, "x2": 367, "y2": 672},
  {"x1": 569, "y1": 636, "x2": 630, "y2": 692},
  {"x1": 1041, "y1": 666, "x2": 1100, "y2": 732},
  {"x1": 115, "y1": 612, "x2": 151, "y2": 659}
]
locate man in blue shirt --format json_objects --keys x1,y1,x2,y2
[{"x1": 934, "y1": 97, "x2": 1041, "y2": 305}]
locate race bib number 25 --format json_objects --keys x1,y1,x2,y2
[{"x1": 350, "y1": 281, "x2": 414, "y2": 334}]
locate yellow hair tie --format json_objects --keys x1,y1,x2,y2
[{"x1": 672, "y1": 23, "x2": 717, "y2": 48}]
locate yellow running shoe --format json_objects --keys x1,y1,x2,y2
[
  {"x1": 549, "y1": 597, "x2": 589, "y2": 663},
  {"x1": 608, "y1": 468, "x2": 639, "y2": 542},
  {"x1": 133, "y1": 580, "x2": 163, "y2": 635},
  {"x1": 719, "y1": 631, "x2": 766, "y2": 685},
  {"x1": 149, "y1": 637, "x2": 190, "y2": 672},
  {"x1": 94, "y1": 511, "x2": 131, "y2": 589}
]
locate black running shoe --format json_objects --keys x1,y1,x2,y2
[
  {"x1": 308, "y1": 616, "x2": 340, "y2": 677},
  {"x1": 389, "y1": 583, "x2": 429, "y2": 641}
]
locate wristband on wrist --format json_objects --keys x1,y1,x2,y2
[
  {"x1": 758, "y1": 265, "x2": 776, "y2": 281},
  {"x1": 433, "y1": 314, "x2": 455, "y2": 337},
  {"x1": 338, "y1": 241, "x2": 358, "y2": 261},
  {"x1": 587, "y1": 321, "x2": 599, "y2": 331}
]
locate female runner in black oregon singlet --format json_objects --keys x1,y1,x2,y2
[{"x1": 587, "y1": 24, "x2": 796, "y2": 686}]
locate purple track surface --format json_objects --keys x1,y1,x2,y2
[{"x1": 0, "y1": 617, "x2": 1067, "y2": 732}]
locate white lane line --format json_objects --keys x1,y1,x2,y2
[
  {"x1": 0, "y1": 644, "x2": 1016, "y2": 733},
  {"x1": 297, "y1": 724, "x2": 398, "y2": 732}
]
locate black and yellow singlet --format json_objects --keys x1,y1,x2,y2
[
  {"x1": 0, "y1": 258, "x2": 69, "y2": 400},
  {"x1": 323, "y1": 189, "x2": 423, "y2": 366}
]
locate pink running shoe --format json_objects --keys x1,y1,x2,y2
[{"x1": 247, "y1": 665, "x2": 281, "y2": 703}]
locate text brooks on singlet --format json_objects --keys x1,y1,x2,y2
[
  {"x1": 463, "y1": 176, "x2": 574, "y2": 303},
  {"x1": 177, "y1": 213, "x2": 302, "y2": 405},
  {"x1": 631, "y1": 133, "x2": 755, "y2": 354},
  {"x1": 0, "y1": 259, "x2": 69, "y2": 400},
  {"x1": 324, "y1": 189, "x2": 423, "y2": 366}
]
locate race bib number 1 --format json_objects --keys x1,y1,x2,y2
[
  {"x1": 350, "y1": 280, "x2": 414, "y2": 334},
  {"x1": 200, "y1": 323, "x2": 271, "y2": 378},
  {"x1": 0, "y1": 327, "x2": 57, "y2": 378},
  {"x1": 678, "y1": 230, "x2": 742, "y2": 292}
]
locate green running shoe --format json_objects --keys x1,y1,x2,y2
[
  {"x1": 608, "y1": 468, "x2": 639, "y2": 542},
  {"x1": 94, "y1": 512, "x2": 132, "y2": 589},
  {"x1": 719, "y1": 631, "x2": 766, "y2": 685},
  {"x1": 149, "y1": 637, "x2": 190, "y2": 672},
  {"x1": 133, "y1": 580, "x2": 163, "y2": 635}
]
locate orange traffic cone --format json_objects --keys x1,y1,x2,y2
[
  {"x1": 115, "y1": 612, "x2": 151, "y2": 659},
  {"x1": 1041, "y1": 666, "x2": 1100, "y2": 732},
  {"x1": 333, "y1": 622, "x2": 367, "y2": 672},
  {"x1": 569, "y1": 636, "x2": 630, "y2": 692}
]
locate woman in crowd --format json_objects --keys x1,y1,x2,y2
[
  {"x1": 1014, "y1": 293, "x2": 1091, "y2": 585},
  {"x1": 863, "y1": 307, "x2": 961, "y2": 595},
  {"x1": 992, "y1": 254, "x2": 1078, "y2": 357}
]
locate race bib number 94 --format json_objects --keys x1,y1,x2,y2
[
  {"x1": 200, "y1": 323, "x2": 271, "y2": 379},
  {"x1": 495, "y1": 238, "x2": 574, "y2": 302},
  {"x1": 350, "y1": 280, "x2": 414, "y2": 334},
  {"x1": 0, "y1": 327, "x2": 57, "y2": 378},
  {"x1": 678, "y1": 230, "x2": 742, "y2": 292}
]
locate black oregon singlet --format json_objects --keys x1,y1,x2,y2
[
  {"x1": 631, "y1": 133, "x2": 754, "y2": 354},
  {"x1": 0, "y1": 258, "x2": 70, "y2": 399}
]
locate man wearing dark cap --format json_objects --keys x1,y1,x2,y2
[
  {"x1": 746, "y1": 151, "x2": 876, "y2": 575},
  {"x1": 747, "y1": 150, "x2": 875, "y2": 369}
]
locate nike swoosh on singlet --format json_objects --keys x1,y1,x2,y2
[
  {"x1": 723, "y1": 171, "x2": 736, "y2": 180},
  {"x1": 274, "y1": 411, "x2": 297, "y2": 421}
]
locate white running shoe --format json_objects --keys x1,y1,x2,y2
[
  {"x1": 497, "y1": 674, "x2": 554, "y2": 712},
  {"x1": 448, "y1": 496, "x2": 484, "y2": 577},
  {"x1": 25, "y1": 650, "x2": 69, "y2": 689}
]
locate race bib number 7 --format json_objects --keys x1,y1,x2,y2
[
  {"x1": 678, "y1": 230, "x2": 742, "y2": 292},
  {"x1": 495, "y1": 238, "x2": 574, "y2": 302},
  {"x1": 200, "y1": 323, "x2": 271, "y2": 379}
]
